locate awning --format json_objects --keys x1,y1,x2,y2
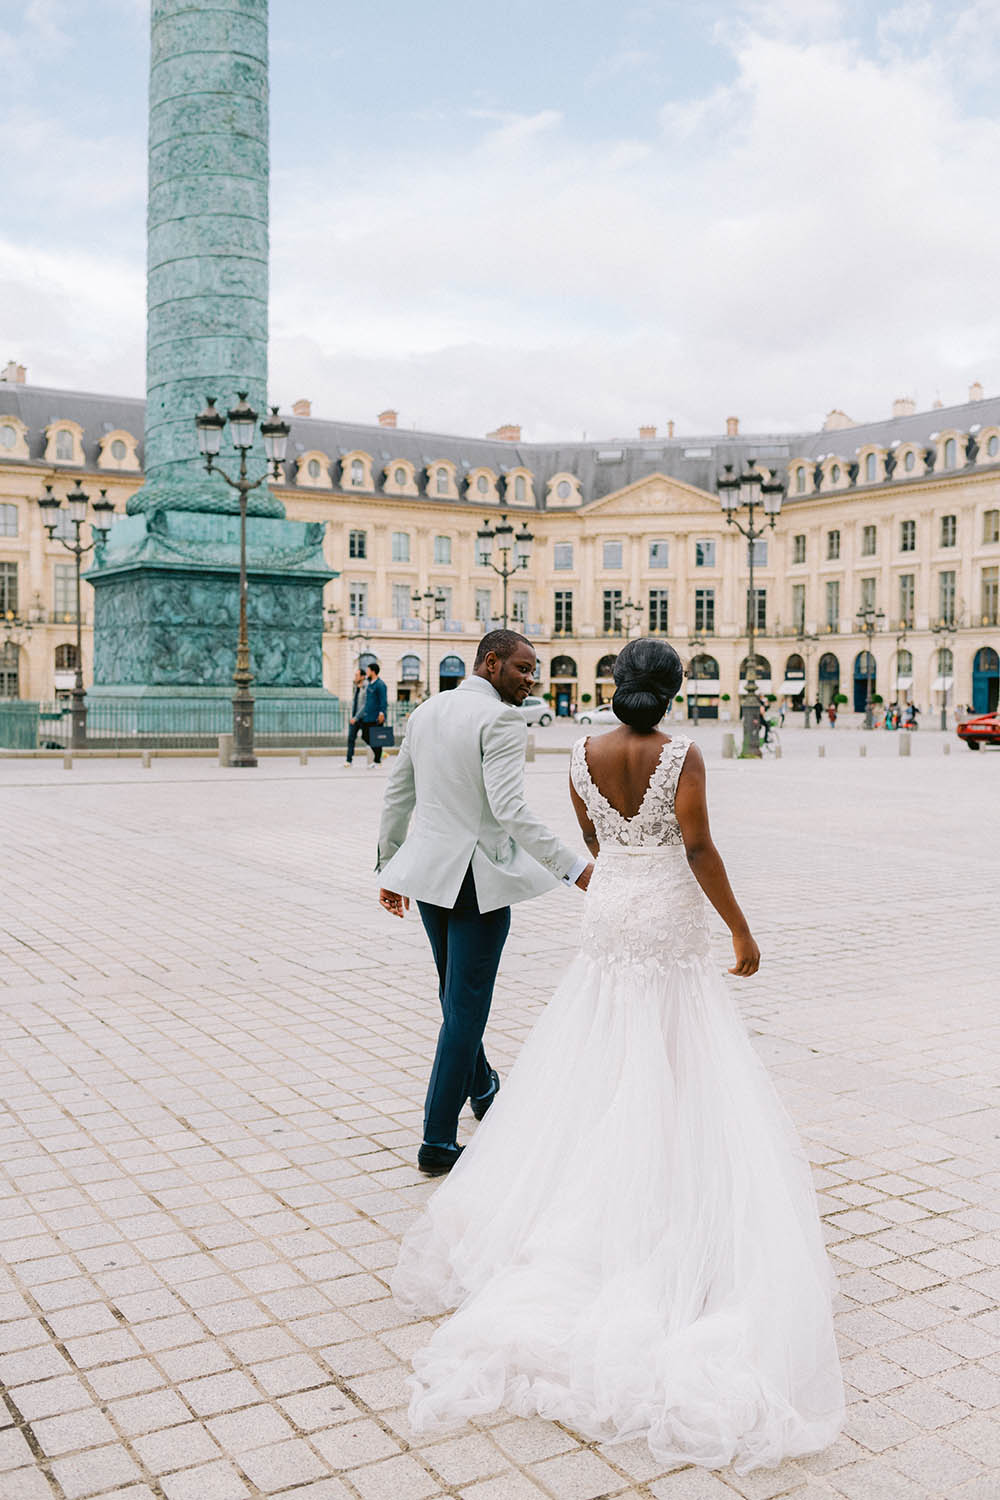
[
  {"x1": 739, "y1": 680, "x2": 773, "y2": 694},
  {"x1": 931, "y1": 676, "x2": 954, "y2": 692},
  {"x1": 687, "y1": 679, "x2": 720, "y2": 693},
  {"x1": 778, "y1": 679, "x2": 807, "y2": 695},
  {"x1": 53, "y1": 671, "x2": 76, "y2": 689},
  {"x1": 894, "y1": 675, "x2": 913, "y2": 690}
]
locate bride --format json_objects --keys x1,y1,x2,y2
[{"x1": 391, "y1": 638, "x2": 845, "y2": 1476}]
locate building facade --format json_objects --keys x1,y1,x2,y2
[{"x1": 1, "y1": 366, "x2": 998, "y2": 720}]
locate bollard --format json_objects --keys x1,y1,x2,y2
[
  {"x1": 721, "y1": 732, "x2": 735, "y2": 759},
  {"x1": 899, "y1": 734, "x2": 911, "y2": 756},
  {"x1": 859, "y1": 744, "x2": 867, "y2": 757},
  {"x1": 141, "y1": 751, "x2": 152, "y2": 769},
  {"x1": 62, "y1": 754, "x2": 73, "y2": 770},
  {"x1": 773, "y1": 741, "x2": 782, "y2": 759},
  {"x1": 218, "y1": 733, "x2": 233, "y2": 767},
  {"x1": 525, "y1": 733, "x2": 536, "y2": 764},
  {"x1": 299, "y1": 750, "x2": 308, "y2": 765},
  {"x1": 942, "y1": 742, "x2": 950, "y2": 755},
  {"x1": 818, "y1": 744, "x2": 825, "y2": 758}
]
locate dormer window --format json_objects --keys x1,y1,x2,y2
[
  {"x1": 944, "y1": 438, "x2": 957, "y2": 469},
  {"x1": 904, "y1": 450, "x2": 915, "y2": 471},
  {"x1": 111, "y1": 440, "x2": 126, "y2": 461},
  {"x1": 865, "y1": 453, "x2": 877, "y2": 482},
  {"x1": 0, "y1": 424, "x2": 15, "y2": 450},
  {"x1": 476, "y1": 474, "x2": 489, "y2": 494},
  {"x1": 308, "y1": 459, "x2": 321, "y2": 479},
  {"x1": 794, "y1": 466, "x2": 806, "y2": 494},
  {"x1": 557, "y1": 480, "x2": 571, "y2": 499},
  {"x1": 514, "y1": 475, "x2": 526, "y2": 502},
  {"x1": 830, "y1": 463, "x2": 841, "y2": 483},
  {"x1": 989, "y1": 435, "x2": 999, "y2": 458},
  {"x1": 351, "y1": 458, "x2": 364, "y2": 486},
  {"x1": 436, "y1": 468, "x2": 449, "y2": 495},
  {"x1": 55, "y1": 431, "x2": 74, "y2": 461},
  {"x1": 394, "y1": 467, "x2": 406, "y2": 486}
]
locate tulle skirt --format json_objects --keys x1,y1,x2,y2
[{"x1": 391, "y1": 865, "x2": 845, "y2": 1475}]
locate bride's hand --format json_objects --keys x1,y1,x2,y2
[{"x1": 729, "y1": 930, "x2": 760, "y2": 976}]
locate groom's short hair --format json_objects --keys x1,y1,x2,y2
[{"x1": 475, "y1": 629, "x2": 531, "y2": 667}]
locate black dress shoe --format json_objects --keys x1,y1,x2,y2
[
  {"x1": 470, "y1": 1069, "x2": 500, "y2": 1122},
  {"x1": 417, "y1": 1143, "x2": 464, "y2": 1176}
]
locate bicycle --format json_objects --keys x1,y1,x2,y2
[{"x1": 761, "y1": 725, "x2": 782, "y2": 757}]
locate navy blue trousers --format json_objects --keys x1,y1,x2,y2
[{"x1": 418, "y1": 865, "x2": 511, "y2": 1146}]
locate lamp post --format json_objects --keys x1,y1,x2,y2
[
  {"x1": 894, "y1": 624, "x2": 909, "y2": 710},
  {"x1": 855, "y1": 604, "x2": 886, "y2": 729},
  {"x1": 37, "y1": 482, "x2": 115, "y2": 748},
  {"x1": 930, "y1": 618, "x2": 956, "y2": 732},
  {"x1": 476, "y1": 514, "x2": 533, "y2": 627},
  {"x1": 412, "y1": 587, "x2": 446, "y2": 701},
  {"x1": 687, "y1": 634, "x2": 705, "y2": 725},
  {"x1": 795, "y1": 628, "x2": 819, "y2": 727},
  {"x1": 717, "y1": 461, "x2": 785, "y2": 757},
  {"x1": 195, "y1": 395, "x2": 290, "y2": 768},
  {"x1": 618, "y1": 597, "x2": 642, "y2": 638}
]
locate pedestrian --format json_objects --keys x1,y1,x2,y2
[
  {"x1": 827, "y1": 701, "x2": 837, "y2": 727},
  {"x1": 343, "y1": 667, "x2": 367, "y2": 767},
  {"x1": 813, "y1": 697, "x2": 823, "y2": 726},
  {"x1": 778, "y1": 702, "x2": 786, "y2": 728},
  {"x1": 361, "y1": 662, "x2": 389, "y2": 766}
]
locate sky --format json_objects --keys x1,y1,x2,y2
[{"x1": 2, "y1": 0, "x2": 999, "y2": 442}]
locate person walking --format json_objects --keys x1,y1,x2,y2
[
  {"x1": 813, "y1": 696, "x2": 823, "y2": 726},
  {"x1": 377, "y1": 630, "x2": 592, "y2": 1175},
  {"x1": 361, "y1": 661, "x2": 389, "y2": 766},
  {"x1": 343, "y1": 667, "x2": 367, "y2": 767},
  {"x1": 826, "y1": 701, "x2": 838, "y2": 727}
]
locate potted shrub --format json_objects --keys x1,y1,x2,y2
[
  {"x1": 581, "y1": 692, "x2": 592, "y2": 705},
  {"x1": 542, "y1": 691, "x2": 553, "y2": 703},
  {"x1": 720, "y1": 692, "x2": 732, "y2": 722}
]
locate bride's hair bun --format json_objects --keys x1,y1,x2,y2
[{"x1": 611, "y1": 638, "x2": 683, "y2": 732}]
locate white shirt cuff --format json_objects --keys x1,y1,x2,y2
[{"x1": 563, "y1": 855, "x2": 590, "y2": 887}]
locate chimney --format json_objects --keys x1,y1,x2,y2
[
  {"x1": 486, "y1": 423, "x2": 521, "y2": 442},
  {"x1": 932, "y1": 397, "x2": 943, "y2": 409},
  {"x1": 377, "y1": 408, "x2": 398, "y2": 428},
  {"x1": 892, "y1": 397, "x2": 916, "y2": 418},
  {"x1": 726, "y1": 416, "x2": 739, "y2": 437},
  {"x1": 638, "y1": 424, "x2": 656, "y2": 440},
  {"x1": 969, "y1": 381, "x2": 984, "y2": 402},
  {"x1": 823, "y1": 408, "x2": 855, "y2": 431},
  {"x1": 292, "y1": 398, "x2": 311, "y2": 417},
  {"x1": 1, "y1": 361, "x2": 26, "y2": 384},
  {"x1": 666, "y1": 420, "x2": 675, "y2": 438}
]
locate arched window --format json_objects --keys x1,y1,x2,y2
[
  {"x1": 54, "y1": 644, "x2": 78, "y2": 670},
  {"x1": 0, "y1": 423, "x2": 16, "y2": 449},
  {"x1": 0, "y1": 642, "x2": 18, "y2": 699},
  {"x1": 896, "y1": 648, "x2": 912, "y2": 675},
  {"x1": 818, "y1": 652, "x2": 840, "y2": 685},
  {"x1": 394, "y1": 466, "x2": 406, "y2": 486},
  {"x1": 436, "y1": 467, "x2": 449, "y2": 495},
  {"x1": 904, "y1": 449, "x2": 915, "y2": 471},
  {"x1": 937, "y1": 646, "x2": 953, "y2": 675},
  {"x1": 55, "y1": 430, "x2": 74, "y2": 461},
  {"x1": 111, "y1": 439, "x2": 126, "y2": 461},
  {"x1": 989, "y1": 435, "x2": 999, "y2": 458},
  {"x1": 307, "y1": 459, "x2": 321, "y2": 479},
  {"x1": 557, "y1": 479, "x2": 572, "y2": 499},
  {"x1": 865, "y1": 453, "x2": 877, "y2": 482},
  {"x1": 514, "y1": 475, "x2": 526, "y2": 502},
  {"x1": 550, "y1": 655, "x2": 577, "y2": 678},
  {"x1": 358, "y1": 651, "x2": 378, "y2": 671},
  {"x1": 854, "y1": 651, "x2": 876, "y2": 675},
  {"x1": 739, "y1": 654, "x2": 771, "y2": 682},
  {"x1": 795, "y1": 466, "x2": 806, "y2": 494},
  {"x1": 944, "y1": 438, "x2": 957, "y2": 469},
  {"x1": 785, "y1": 653, "x2": 805, "y2": 674},
  {"x1": 689, "y1": 653, "x2": 720, "y2": 680},
  {"x1": 350, "y1": 458, "x2": 364, "y2": 486},
  {"x1": 476, "y1": 474, "x2": 489, "y2": 494},
  {"x1": 596, "y1": 654, "x2": 617, "y2": 678},
  {"x1": 400, "y1": 654, "x2": 420, "y2": 682}
]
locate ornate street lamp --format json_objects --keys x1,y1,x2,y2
[
  {"x1": 795, "y1": 628, "x2": 819, "y2": 727},
  {"x1": 37, "y1": 482, "x2": 115, "y2": 748},
  {"x1": 195, "y1": 395, "x2": 289, "y2": 768},
  {"x1": 717, "y1": 460, "x2": 785, "y2": 757},
  {"x1": 616, "y1": 597, "x2": 642, "y2": 638},
  {"x1": 476, "y1": 513, "x2": 533, "y2": 627},
  {"x1": 412, "y1": 587, "x2": 446, "y2": 700},
  {"x1": 930, "y1": 617, "x2": 956, "y2": 732},
  {"x1": 687, "y1": 634, "x2": 705, "y2": 725},
  {"x1": 855, "y1": 604, "x2": 886, "y2": 729}
]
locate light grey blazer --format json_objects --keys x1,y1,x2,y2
[{"x1": 376, "y1": 675, "x2": 581, "y2": 912}]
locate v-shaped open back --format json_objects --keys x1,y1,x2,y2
[{"x1": 571, "y1": 735, "x2": 691, "y2": 848}]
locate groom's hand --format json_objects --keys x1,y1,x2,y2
[
  {"x1": 575, "y1": 862, "x2": 595, "y2": 891},
  {"x1": 379, "y1": 888, "x2": 409, "y2": 918}
]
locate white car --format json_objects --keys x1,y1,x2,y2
[
  {"x1": 575, "y1": 703, "x2": 619, "y2": 726},
  {"x1": 518, "y1": 695, "x2": 553, "y2": 726}
]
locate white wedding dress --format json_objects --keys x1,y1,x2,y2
[{"x1": 391, "y1": 735, "x2": 845, "y2": 1475}]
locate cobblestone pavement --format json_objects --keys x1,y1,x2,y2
[{"x1": 0, "y1": 739, "x2": 997, "y2": 1500}]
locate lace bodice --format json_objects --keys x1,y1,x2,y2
[{"x1": 570, "y1": 734, "x2": 691, "y2": 848}]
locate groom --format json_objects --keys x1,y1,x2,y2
[{"x1": 377, "y1": 630, "x2": 593, "y2": 1174}]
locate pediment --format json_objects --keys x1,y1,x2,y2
[{"x1": 583, "y1": 472, "x2": 717, "y2": 518}]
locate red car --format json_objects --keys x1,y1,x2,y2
[{"x1": 957, "y1": 712, "x2": 1000, "y2": 749}]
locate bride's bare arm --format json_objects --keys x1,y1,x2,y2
[
  {"x1": 674, "y1": 745, "x2": 760, "y2": 976},
  {"x1": 569, "y1": 774, "x2": 600, "y2": 858}
]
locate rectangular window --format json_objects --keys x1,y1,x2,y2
[
  {"x1": 860, "y1": 577, "x2": 876, "y2": 612},
  {"x1": 940, "y1": 514, "x2": 957, "y2": 547},
  {"x1": 898, "y1": 573, "x2": 915, "y2": 628},
  {"x1": 554, "y1": 590, "x2": 573, "y2": 634},
  {"x1": 694, "y1": 539, "x2": 716, "y2": 568},
  {"x1": 474, "y1": 588, "x2": 493, "y2": 625},
  {"x1": 694, "y1": 588, "x2": 715, "y2": 634},
  {"x1": 553, "y1": 541, "x2": 573, "y2": 571},
  {"x1": 984, "y1": 509, "x2": 1000, "y2": 545},
  {"x1": 648, "y1": 589, "x2": 669, "y2": 633},
  {"x1": 746, "y1": 587, "x2": 766, "y2": 632},
  {"x1": 648, "y1": 539, "x2": 669, "y2": 569},
  {"x1": 826, "y1": 529, "x2": 840, "y2": 560},
  {"x1": 0, "y1": 504, "x2": 17, "y2": 538},
  {"x1": 750, "y1": 538, "x2": 768, "y2": 567},
  {"x1": 861, "y1": 524, "x2": 877, "y2": 556},
  {"x1": 436, "y1": 585, "x2": 453, "y2": 621},
  {"x1": 983, "y1": 566, "x2": 999, "y2": 626},
  {"x1": 54, "y1": 563, "x2": 75, "y2": 618},
  {"x1": 348, "y1": 528, "x2": 366, "y2": 559},
  {"x1": 391, "y1": 531, "x2": 410, "y2": 563},
  {"x1": 792, "y1": 534, "x2": 806, "y2": 564},
  {"x1": 900, "y1": 519, "x2": 916, "y2": 552},
  {"x1": 511, "y1": 588, "x2": 529, "y2": 625},
  {"x1": 602, "y1": 540, "x2": 623, "y2": 569},
  {"x1": 348, "y1": 581, "x2": 368, "y2": 619},
  {"x1": 392, "y1": 583, "x2": 412, "y2": 619},
  {"x1": 825, "y1": 579, "x2": 840, "y2": 629},
  {"x1": 603, "y1": 588, "x2": 623, "y2": 634},
  {"x1": 433, "y1": 534, "x2": 452, "y2": 565},
  {"x1": 0, "y1": 561, "x2": 17, "y2": 615},
  {"x1": 939, "y1": 570, "x2": 956, "y2": 624},
  {"x1": 791, "y1": 583, "x2": 805, "y2": 630}
]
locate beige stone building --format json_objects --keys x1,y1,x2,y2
[{"x1": 1, "y1": 363, "x2": 998, "y2": 721}]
